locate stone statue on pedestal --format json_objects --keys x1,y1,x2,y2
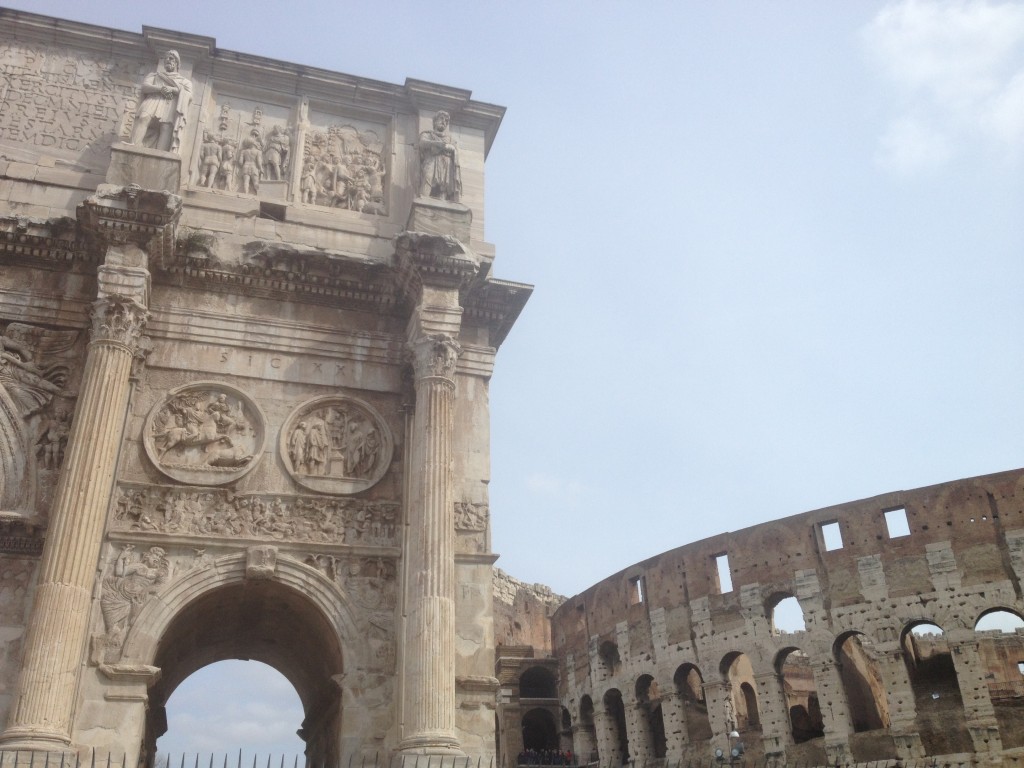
[{"x1": 130, "y1": 50, "x2": 193, "y2": 154}]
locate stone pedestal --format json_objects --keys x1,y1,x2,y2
[
  {"x1": 407, "y1": 198, "x2": 472, "y2": 243},
  {"x1": 106, "y1": 142, "x2": 181, "y2": 192}
]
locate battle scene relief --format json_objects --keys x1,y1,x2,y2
[
  {"x1": 111, "y1": 483, "x2": 399, "y2": 547},
  {"x1": 301, "y1": 110, "x2": 387, "y2": 214},
  {"x1": 143, "y1": 383, "x2": 265, "y2": 486}
]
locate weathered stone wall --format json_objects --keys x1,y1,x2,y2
[
  {"x1": 552, "y1": 467, "x2": 1024, "y2": 766},
  {"x1": 494, "y1": 568, "x2": 565, "y2": 654},
  {"x1": 0, "y1": 8, "x2": 529, "y2": 765}
]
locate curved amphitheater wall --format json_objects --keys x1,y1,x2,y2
[{"x1": 550, "y1": 467, "x2": 1024, "y2": 766}]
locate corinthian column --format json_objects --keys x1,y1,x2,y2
[
  {"x1": 1, "y1": 278, "x2": 148, "y2": 750},
  {"x1": 400, "y1": 332, "x2": 462, "y2": 754}
]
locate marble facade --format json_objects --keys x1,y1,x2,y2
[{"x1": 0, "y1": 9, "x2": 530, "y2": 766}]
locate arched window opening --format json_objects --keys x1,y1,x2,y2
[
  {"x1": 635, "y1": 675, "x2": 667, "y2": 759},
  {"x1": 974, "y1": 610, "x2": 1024, "y2": 748},
  {"x1": 603, "y1": 689, "x2": 630, "y2": 765},
  {"x1": 521, "y1": 708, "x2": 559, "y2": 753},
  {"x1": 560, "y1": 708, "x2": 574, "y2": 755},
  {"x1": 834, "y1": 632, "x2": 889, "y2": 733},
  {"x1": 521, "y1": 665, "x2": 558, "y2": 698},
  {"x1": 777, "y1": 649, "x2": 821, "y2": 743},
  {"x1": 975, "y1": 609, "x2": 1024, "y2": 633},
  {"x1": 674, "y1": 664, "x2": 712, "y2": 742},
  {"x1": 902, "y1": 622, "x2": 971, "y2": 755},
  {"x1": 721, "y1": 653, "x2": 760, "y2": 733},
  {"x1": 770, "y1": 595, "x2": 806, "y2": 634},
  {"x1": 158, "y1": 660, "x2": 304, "y2": 762},
  {"x1": 578, "y1": 696, "x2": 598, "y2": 764}
]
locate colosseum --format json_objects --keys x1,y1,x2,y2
[{"x1": 495, "y1": 469, "x2": 1024, "y2": 768}]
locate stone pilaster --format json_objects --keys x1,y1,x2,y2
[
  {"x1": 624, "y1": 701, "x2": 650, "y2": 764},
  {"x1": 397, "y1": 228, "x2": 478, "y2": 756},
  {"x1": 0, "y1": 185, "x2": 175, "y2": 752},
  {"x1": 752, "y1": 672, "x2": 792, "y2": 755},
  {"x1": 948, "y1": 634, "x2": 1003, "y2": 755},
  {"x1": 810, "y1": 657, "x2": 852, "y2": 762},
  {"x1": 1, "y1": 287, "x2": 148, "y2": 749},
  {"x1": 660, "y1": 691, "x2": 688, "y2": 759},
  {"x1": 570, "y1": 723, "x2": 597, "y2": 764},
  {"x1": 875, "y1": 646, "x2": 924, "y2": 760},
  {"x1": 592, "y1": 705, "x2": 623, "y2": 766}
]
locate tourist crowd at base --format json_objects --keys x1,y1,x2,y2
[{"x1": 516, "y1": 750, "x2": 575, "y2": 766}]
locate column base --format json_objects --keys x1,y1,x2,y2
[{"x1": 397, "y1": 734, "x2": 464, "y2": 756}]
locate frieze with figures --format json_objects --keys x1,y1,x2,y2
[
  {"x1": 110, "y1": 483, "x2": 400, "y2": 547},
  {"x1": 143, "y1": 382, "x2": 265, "y2": 486},
  {"x1": 300, "y1": 123, "x2": 386, "y2": 214},
  {"x1": 281, "y1": 395, "x2": 394, "y2": 495}
]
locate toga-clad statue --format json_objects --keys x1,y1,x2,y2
[
  {"x1": 418, "y1": 110, "x2": 461, "y2": 202},
  {"x1": 130, "y1": 50, "x2": 193, "y2": 154}
]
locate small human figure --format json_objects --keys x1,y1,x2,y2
[
  {"x1": 328, "y1": 154, "x2": 352, "y2": 207},
  {"x1": 306, "y1": 417, "x2": 329, "y2": 476},
  {"x1": 418, "y1": 110, "x2": 461, "y2": 201},
  {"x1": 289, "y1": 421, "x2": 308, "y2": 473},
  {"x1": 35, "y1": 406, "x2": 70, "y2": 469},
  {"x1": 216, "y1": 138, "x2": 237, "y2": 191},
  {"x1": 239, "y1": 130, "x2": 264, "y2": 195},
  {"x1": 198, "y1": 131, "x2": 221, "y2": 186},
  {"x1": 263, "y1": 125, "x2": 291, "y2": 181},
  {"x1": 300, "y1": 160, "x2": 319, "y2": 204},
  {"x1": 206, "y1": 393, "x2": 236, "y2": 432},
  {"x1": 130, "y1": 50, "x2": 193, "y2": 153}
]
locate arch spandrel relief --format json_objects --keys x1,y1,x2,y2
[
  {"x1": 0, "y1": 322, "x2": 81, "y2": 514},
  {"x1": 143, "y1": 382, "x2": 266, "y2": 486},
  {"x1": 281, "y1": 395, "x2": 394, "y2": 495}
]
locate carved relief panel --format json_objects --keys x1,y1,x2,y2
[
  {"x1": 455, "y1": 502, "x2": 489, "y2": 554},
  {"x1": 300, "y1": 110, "x2": 388, "y2": 214},
  {"x1": 142, "y1": 382, "x2": 266, "y2": 485},
  {"x1": 110, "y1": 483, "x2": 400, "y2": 547},
  {"x1": 0, "y1": 322, "x2": 82, "y2": 515},
  {"x1": 195, "y1": 93, "x2": 295, "y2": 198},
  {"x1": 281, "y1": 395, "x2": 393, "y2": 495}
]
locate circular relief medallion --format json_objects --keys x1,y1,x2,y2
[
  {"x1": 281, "y1": 395, "x2": 393, "y2": 495},
  {"x1": 143, "y1": 382, "x2": 266, "y2": 485}
]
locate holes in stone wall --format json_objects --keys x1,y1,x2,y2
[{"x1": 884, "y1": 507, "x2": 910, "y2": 538}]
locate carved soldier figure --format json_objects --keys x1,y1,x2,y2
[
  {"x1": 263, "y1": 125, "x2": 291, "y2": 181},
  {"x1": 300, "y1": 160, "x2": 319, "y2": 204},
  {"x1": 290, "y1": 421, "x2": 308, "y2": 473},
  {"x1": 199, "y1": 131, "x2": 221, "y2": 186},
  {"x1": 239, "y1": 130, "x2": 264, "y2": 195},
  {"x1": 418, "y1": 110, "x2": 461, "y2": 202},
  {"x1": 217, "y1": 137, "x2": 237, "y2": 191},
  {"x1": 130, "y1": 50, "x2": 194, "y2": 153}
]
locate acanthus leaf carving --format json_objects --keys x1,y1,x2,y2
[
  {"x1": 90, "y1": 297, "x2": 148, "y2": 349},
  {"x1": 409, "y1": 333, "x2": 460, "y2": 381}
]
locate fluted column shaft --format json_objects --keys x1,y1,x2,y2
[
  {"x1": 400, "y1": 333, "x2": 461, "y2": 754},
  {"x1": 1, "y1": 270, "x2": 148, "y2": 749}
]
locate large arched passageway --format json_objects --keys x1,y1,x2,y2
[{"x1": 143, "y1": 578, "x2": 345, "y2": 767}]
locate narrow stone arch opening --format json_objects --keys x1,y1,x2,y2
[
  {"x1": 775, "y1": 647, "x2": 822, "y2": 744},
  {"x1": 720, "y1": 652, "x2": 759, "y2": 733},
  {"x1": 145, "y1": 578, "x2": 345, "y2": 766},
  {"x1": 833, "y1": 631, "x2": 889, "y2": 733},
  {"x1": 902, "y1": 621, "x2": 971, "y2": 755},
  {"x1": 973, "y1": 609, "x2": 1024, "y2": 748},
  {"x1": 520, "y1": 665, "x2": 558, "y2": 699},
  {"x1": 602, "y1": 688, "x2": 629, "y2": 764},
  {"x1": 768, "y1": 594, "x2": 805, "y2": 634},
  {"x1": 635, "y1": 674, "x2": 667, "y2": 760},
  {"x1": 673, "y1": 663, "x2": 711, "y2": 743},
  {"x1": 521, "y1": 708, "x2": 558, "y2": 753}
]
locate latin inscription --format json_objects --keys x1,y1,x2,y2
[{"x1": 0, "y1": 43, "x2": 138, "y2": 154}]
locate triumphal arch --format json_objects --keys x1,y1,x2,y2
[{"x1": 0, "y1": 9, "x2": 530, "y2": 765}]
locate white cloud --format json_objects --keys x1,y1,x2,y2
[{"x1": 865, "y1": 0, "x2": 1024, "y2": 171}]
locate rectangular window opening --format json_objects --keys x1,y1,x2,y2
[
  {"x1": 1018, "y1": 661, "x2": 1024, "y2": 676},
  {"x1": 714, "y1": 553, "x2": 733, "y2": 594},
  {"x1": 629, "y1": 576, "x2": 645, "y2": 605},
  {"x1": 821, "y1": 521, "x2": 843, "y2": 551},
  {"x1": 884, "y1": 507, "x2": 911, "y2": 538}
]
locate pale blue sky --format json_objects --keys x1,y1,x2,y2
[{"x1": 6, "y1": 0, "x2": 1024, "y2": 758}]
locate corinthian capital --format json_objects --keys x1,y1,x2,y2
[
  {"x1": 409, "y1": 334, "x2": 461, "y2": 381},
  {"x1": 90, "y1": 297, "x2": 149, "y2": 350}
]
